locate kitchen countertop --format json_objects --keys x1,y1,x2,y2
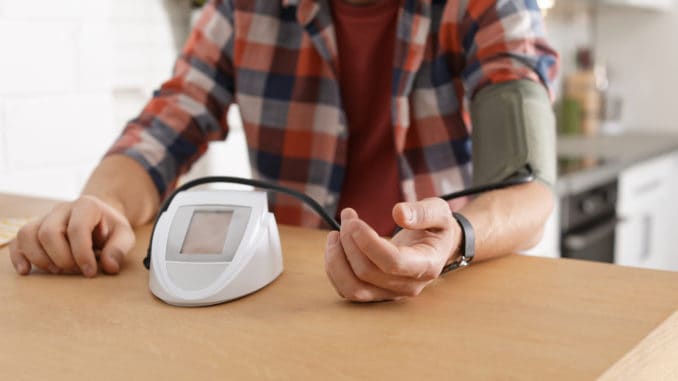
[
  {"x1": 557, "y1": 132, "x2": 678, "y2": 196},
  {"x1": 2, "y1": 193, "x2": 678, "y2": 380}
]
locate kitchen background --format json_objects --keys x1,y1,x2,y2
[{"x1": 0, "y1": 0, "x2": 676, "y2": 270}]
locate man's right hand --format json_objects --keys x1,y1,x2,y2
[{"x1": 9, "y1": 195, "x2": 135, "y2": 277}]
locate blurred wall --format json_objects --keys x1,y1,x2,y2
[
  {"x1": 0, "y1": 1, "x2": 117, "y2": 198},
  {"x1": 0, "y1": 0, "x2": 248, "y2": 200},
  {"x1": 594, "y1": 5, "x2": 678, "y2": 131},
  {"x1": 543, "y1": 4, "x2": 594, "y2": 99}
]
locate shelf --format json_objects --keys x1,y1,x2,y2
[
  {"x1": 550, "y1": 0, "x2": 674, "y2": 12},
  {"x1": 601, "y1": 0, "x2": 674, "y2": 11}
]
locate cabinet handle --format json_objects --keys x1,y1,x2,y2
[
  {"x1": 633, "y1": 179, "x2": 662, "y2": 196},
  {"x1": 640, "y1": 214, "x2": 653, "y2": 260}
]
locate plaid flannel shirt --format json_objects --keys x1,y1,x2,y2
[{"x1": 107, "y1": 0, "x2": 558, "y2": 228}]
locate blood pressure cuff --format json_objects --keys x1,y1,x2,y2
[{"x1": 470, "y1": 80, "x2": 556, "y2": 188}]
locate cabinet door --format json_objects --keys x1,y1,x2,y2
[
  {"x1": 616, "y1": 154, "x2": 674, "y2": 270},
  {"x1": 663, "y1": 152, "x2": 678, "y2": 270},
  {"x1": 616, "y1": 205, "x2": 671, "y2": 269}
]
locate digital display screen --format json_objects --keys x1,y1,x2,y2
[{"x1": 180, "y1": 211, "x2": 233, "y2": 255}]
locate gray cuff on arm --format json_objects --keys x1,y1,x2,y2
[{"x1": 470, "y1": 80, "x2": 556, "y2": 188}]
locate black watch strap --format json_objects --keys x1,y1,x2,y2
[{"x1": 440, "y1": 212, "x2": 475, "y2": 275}]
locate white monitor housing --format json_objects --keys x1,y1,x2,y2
[{"x1": 149, "y1": 190, "x2": 283, "y2": 307}]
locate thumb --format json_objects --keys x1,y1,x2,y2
[
  {"x1": 99, "y1": 224, "x2": 135, "y2": 274},
  {"x1": 393, "y1": 198, "x2": 454, "y2": 230},
  {"x1": 340, "y1": 208, "x2": 359, "y2": 223}
]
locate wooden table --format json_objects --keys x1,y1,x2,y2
[{"x1": 1, "y1": 193, "x2": 677, "y2": 380}]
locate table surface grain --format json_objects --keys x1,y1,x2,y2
[{"x1": 1, "y1": 193, "x2": 677, "y2": 380}]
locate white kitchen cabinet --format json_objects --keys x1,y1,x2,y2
[
  {"x1": 666, "y1": 152, "x2": 678, "y2": 270},
  {"x1": 615, "y1": 152, "x2": 678, "y2": 271},
  {"x1": 600, "y1": 0, "x2": 674, "y2": 11}
]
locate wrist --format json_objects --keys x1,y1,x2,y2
[
  {"x1": 441, "y1": 212, "x2": 475, "y2": 275},
  {"x1": 83, "y1": 192, "x2": 127, "y2": 220},
  {"x1": 446, "y1": 218, "x2": 463, "y2": 266}
]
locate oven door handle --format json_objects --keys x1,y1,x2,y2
[{"x1": 563, "y1": 218, "x2": 618, "y2": 252}]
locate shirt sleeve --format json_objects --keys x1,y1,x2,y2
[
  {"x1": 105, "y1": 0, "x2": 236, "y2": 198},
  {"x1": 460, "y1": 0, "x2": 559, "y2": 98}
]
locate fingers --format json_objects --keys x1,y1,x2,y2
[
  {"x1": 340, "y1": 225, "x2": 428, "y2": 296},
  {"x1": 15, "y1": 220, "x2": 60, "y2": 274},
  {"x1": 324, "y1": 231, "x2": 399, "y2": 302},
  {"x1": 341, "y1": 209, "x2": 435, "y2": 279},
  {"x1": 67, "y1": 198, "x2": 103, "y2": 277},
  {"x1": 38, "y1": 205, "x2": 78, "y2": 272},
  {"x1": 9, "y1": 196, "x2": 134, "y2": 277},
  {"x1": 323, "y1": 232, "x2": 343, "y2": 294},
  {"x1": 9, "y1": 238, "x2": 31, "y2": 275},
  {"x1": 393, "y1": 198, "x2": 454, "y2": 231},
  {"x1": 99, "y1": 224, "x2": 135, "y2": 274}
]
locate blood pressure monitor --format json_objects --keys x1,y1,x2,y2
[
  {"x1": 144, "y1": 167, "x2": 535, "y2": 307},
  {"x1": 149, "y1": 190, "x2": 283, "y2": 307}
]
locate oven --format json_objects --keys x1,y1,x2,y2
[{"x1": 560, "y1": 179, "x2": 618, "y2": 263}]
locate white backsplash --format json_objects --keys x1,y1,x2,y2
[
  {"x1": 544, "y1": 5, "x2": 595, "y2": 98},
  {"x1": 594, "y1": 5, "x2": 678, "y2": 132}
]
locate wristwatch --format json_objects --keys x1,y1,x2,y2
[{"x1": 440, "y1": 212, "x2": 475, "y2": 275}]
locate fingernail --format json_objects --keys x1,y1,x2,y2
[
  {"x1": 108, "y1": 251, "x2": 123, "y2": 267},
  {"x1": 109, "y1": 251, "x2": 123, "y2": 274},
  {"x1": 48, "y1": 264, "x2": 60, "y2": 274},
  {"x1": 403, "y1": 206, "x2": 415, "y2": 223},
  {"x1": 82, "y1": 264, "x2": 95, "y2": 277},
  {"x1": 16, "y1": 262, "x2": 28, "y2": 275}
]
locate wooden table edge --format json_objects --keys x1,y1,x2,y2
[{"x1": 598, "y1": 309, "x2": 678, "y2": 380}]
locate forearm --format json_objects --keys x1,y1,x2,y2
[
  {"x1": 463, "y1": 79, "x2": 556, "y2": 262},
  {"x1": 457, "y1": 180, "x2": 554, "y2": 262},
  {"x1": 93, "y1": 2, "x2": 235, "y2": 215},
  {"x1": 81, "y1": 155, "x2": 160, "y2": 227}
]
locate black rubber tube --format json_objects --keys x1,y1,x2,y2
[{"x1": 143, "y1": 166, "x2": 534, "y2": 269}]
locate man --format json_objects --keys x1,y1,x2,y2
[{"x1": 9, "y1": 0, "x2": 558, "y2": 302}]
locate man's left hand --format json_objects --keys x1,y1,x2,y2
[{"x1": 324, "y1": 198, "x2": 461, "y2": 302}]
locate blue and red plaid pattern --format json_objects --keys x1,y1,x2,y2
[{"x1": 107, "y1": 0, "x2": 559, "y2": 228}]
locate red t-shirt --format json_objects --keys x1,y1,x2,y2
[{"x1": 331, "y1": 0, "x2": 402, "y2": 236}]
